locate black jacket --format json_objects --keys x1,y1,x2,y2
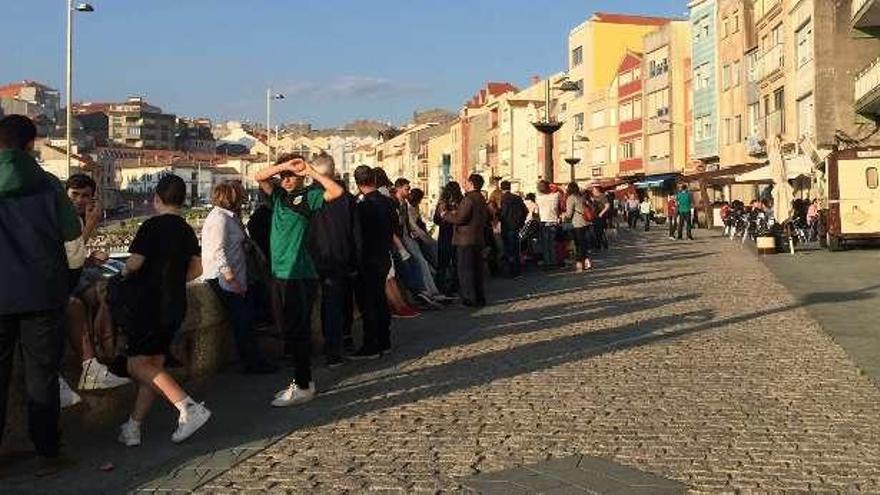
[
  {"x1": 499, "y1": 192, "x2": 528, "y2": 232},
  {"x1": 309, "y1": 191, "x2": 361, "y2": 278}
]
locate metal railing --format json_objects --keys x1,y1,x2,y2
[{"x1": 855, "y1": 56, "x2": 880, "y2": 103}]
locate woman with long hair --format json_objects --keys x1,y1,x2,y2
[
  {"x1": 564, "y1": 182, "x2": 593, "y2": 272},
  {"x1": 434, "y1": 181, "x2": 463, "y2": 295}
]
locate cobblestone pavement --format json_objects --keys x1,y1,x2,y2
[{"x1": 201, "y1": 230, "x2": 880, "y2": 493}]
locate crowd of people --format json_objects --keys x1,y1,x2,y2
[{"x1": 0, "y1": 113, "x2": 682, "y2": 475}]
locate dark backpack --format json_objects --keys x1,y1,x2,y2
[{"x1": 308, "y1": 192, "x2": 360, "y2": 277}]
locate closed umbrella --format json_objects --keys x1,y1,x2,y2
[{"x1": 769, "y1": 135, "x2": 793, "y2": 221}]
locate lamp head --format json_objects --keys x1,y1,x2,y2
[{"x1": 75, "y1": 3, "x2": 95, "y2": 12}]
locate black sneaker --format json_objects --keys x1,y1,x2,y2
[
  {"x1": 349, "y1": 348, "x2": 380, "y2": 361},
  {"x1": 326, "y1": 355, "x2": 346, "y2": 368}
]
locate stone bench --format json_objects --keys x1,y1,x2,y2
[{"x1": 1, "y1": 281, "x2": 330, "y2": 456}]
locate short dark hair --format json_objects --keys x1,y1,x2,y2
[
  {"x1": 155, "y1": 174, "x2": 187, "y2": 207},
  {"x1": 409, "y1": 188, "x2": 425, "y2": 204},
  {"x1": 500, "y1": 180, "x2": 511, "y2": 191},
  {"x1": 0, "y1": 115, "x2": 38, "y2": 150},
  {"x1": 66, "y1": 173, "x2": 97, "y2": 194},
  {"x1": 468, "y1": 173, "x2": 484, "y2": 190},
  {"x1": 394, "y1": 177, "x2": 410, "y2": 188},
  {"x1": 525, "y1": 193, "x2": 536, "y2": 201},
  {"x1": 275, "y1": 153, "x2": 305, "y2": 165},
  {"x1": 566, "y1": 182, "x2": 580, "y2": 196},
  {"x1": 372, "y1": 167, "x2": 392, "y2": 188},
  {"x1": 354, "y1": 165, "x2": 375, "y2": 186}
]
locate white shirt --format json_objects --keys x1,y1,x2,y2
[
  {"x1": 536, "y1": 193, "x2": 560, "y2": 224},
  {"x1": 201, "y1": 206, "x2": 247, "y2": 291}
]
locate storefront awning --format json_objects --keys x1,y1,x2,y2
[
  {"x1": 683, "y1": 162, "x2": 767, "y2": 181},
  {"x1": 633, "y1": 174, "x2": 679, "y2": 189},
  {"x1": 735, "y1": 155, "x2": 812, "y2": 183}
]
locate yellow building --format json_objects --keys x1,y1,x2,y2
[
  {"x1": 584, "y1": 81, "x2": 620, "y2": 182},
  {"x1": 493, "y1": 76, "x2": 549, "y2": 193},
  {"x1": 425, "y1": 129, "x2": 452, "y2": 204},
  {"x1": 561, "y1": 13, "x2": 674, "y2": 173}
]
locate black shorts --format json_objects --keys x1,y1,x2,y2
[{"x1": 125, "y1": 313, "x2": 184, "y2": 357}]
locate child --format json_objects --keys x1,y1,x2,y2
[{"x1": 118, "y1": 175, "x2": 210, "y2": 446}]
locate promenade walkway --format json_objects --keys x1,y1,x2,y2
[{"x1": 4, "y1": 230, "x2": 879, "y2": 493}]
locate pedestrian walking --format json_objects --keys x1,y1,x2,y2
[
  {"x1": 351, "y1": 166, "x2": 395, "y2": 359},
  {"x1": 0, "y1": 115, "x2": 85, "y2": 474},
  {"x1": 117, "y1": 174, "x2": 211, "y2": 447},
  {"x1": 201, "y1": 181, "x2": 278, "y2": 375},
  {"x1": 498, "y1": 181, "x2": 527, "y2": 277},
  {"x1": 256, "y1": 155, "x2": 344, "y2": 407},
  {"x1": 564, "y1": 182, "x2": 594, "y2": 272},
  {"x1": 676, "y1": 184, "x2": 694, "y2": 240},
  {"x1": 307, "y1": 154, "x2": 359, "y2": 368},
  {"x1": 443, "y1": 174, "x2": 490, "y2": 307},
  {"x1": 535, "y1": 180, "x2": 560, "y2": 267},
  {"x1": 591, "y1": 186, "x2": 611, "y2": 250},
  {"x1": 666, "y1": 195, "x2": 678, "y2": 240},
  {"x1": 639, "y1": 196, "x2": 653, "y2": 232},
  {"x1": 433, "y1": 181, "x2": 462, "y2": 295}
]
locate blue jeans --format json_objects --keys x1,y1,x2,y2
[
  {"x1": 208, "y1": 279, "x2": 265, "y2": 369},
  {"x1": 392, "y1": 250, "x2": 427, "y2": 295},
  {"x1": 540, "y1": 224, "x2": 557, "y2": 266}
]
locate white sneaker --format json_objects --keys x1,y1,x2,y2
[
  {"x1": 271, "y1": 382, "x2": 316, "y2": 407},
  {"x1": 171, "y1": 402, "x2": 212, "y2": 443},
  {"x1": 118, "y1": 421, "x2": 141, "y2": 447},
  {"x1": 59, "y1": 379, "x2": 82, "y2": 408},
  {"x1": 78, "y1": 358, "x2": 130, "y2": 391},
  {"x1": 274, "y1": 381, "x2": 315, "y2": 399}
]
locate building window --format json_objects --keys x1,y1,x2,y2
[
  {"x1": 592, "y1": 145, "x2": 608, "y2": 165},
  {"x1": 722, "y1": 65, "x2": 731, "y2": 90},
  {"x1": 572, "y1": 46, "x2": 583, "y2": 67},
  {"x1": 796, "y1": 21, "x2": 813, "y2": 68},
  {"x1": 735, "y1": 115, "x2": 743, "y2": 143},
  {"x1": 733, "y1": 11, "x2": 740, "y2": 33},
  {"x1": 868, "y1": 168, "x2": 879, "y2": 189},
  {"x1": 647, "y1": 88, "x2": 670, "y2": 117},
  {"x1": 633, "y1": 97, "x2": 642, "y2": 119},
  {"x1": 797, "y1": 93, "x2": 815, "y2": 138},
  {"x1": 732, "y1": 60, "x2": 741, "y2": 87},
  {"x1": 648, "y1": 132, "x2": 670, "y2": 160},
  {"x1": 573, "y1": 113, "x2": 585, "y2": 131},
  {"x1": 619, "y1": 100, "x2": 634, "y2": 122},
  {"x1": 621, "y1": 140, "x2": 641, "y2": 160},
  {"x1": 619, "y1": 71, "x2": 633, "y2": 86},
  {"x1": 723, "y1": 17, "x2": 730, "y2": 39},
  {"x1": 771, "y1": 23, "x2": 783, "y2": 46},
  {"x1": 574, "y1": 79, "x2": 584, "y2": 98},
  {"x1": 591, "y1": 110, "x2": 604, "y2": 129}
]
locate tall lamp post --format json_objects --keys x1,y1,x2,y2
[
  {"x1": 564, "y1": 134, "x2": 590, "y2": 183},
  {"x1": 66, "y1": 1, "x2": 95, "y2": 179},
  {"x1": 266, "y1": 88, "x2": 285, "y2": 164},
  {"x1": 532, "y1": 76, "x2": 581, "y2": 183}
]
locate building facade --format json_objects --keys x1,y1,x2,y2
[
  {"x1": 690, "y1": 0, "x2": 721, "y2": 164},
  {"x1": 617, "y1": 51, "x2": 646, "y2": 177},
  {"x1": 108, "y1": 97, "x2": 176, "y2": 149}
]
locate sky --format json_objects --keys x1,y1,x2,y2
[{"x1": 1, "y1": 0, "x2": 687, "y2": 128}]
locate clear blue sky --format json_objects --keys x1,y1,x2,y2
[{"x1": 2, "y1": 0, "x2": 687, "y2": 128}]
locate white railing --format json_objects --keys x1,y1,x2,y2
[
  {"x1": 754, "y1": 44, "x2": 784, "y2": 82},
  {"x1": 855, "y1": 56, "x2": 880, "y2": 103},
  {"x1": 852, "y1": 0, "x2": 872, "y2": 20}
]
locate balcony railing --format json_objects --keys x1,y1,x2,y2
[
  {"x1": 855, "y1": 56, "x2": 880, "y2": 108},
  {"x1": 753, "y1": 44, "x2": 784, "y2": 82}
]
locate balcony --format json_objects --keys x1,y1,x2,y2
[
  {"x1": 753, "y1": 44, "x2": 784, "y2": 82},
  {"x1": 852, "y1": 0, "x2": 880, "y2": 31},
  {"x1": 855, "y1": 56, "x2": 880, "y2": 116}
]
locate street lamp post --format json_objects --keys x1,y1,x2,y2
[
  {"x1": 565, "y1": 134, "x2": 589, "y2": 183},
  {"x1": 66, "y1": 1, "x2": 95, "y2": 179},
  {"x1": 532, "y1": 77, "x2": 581, "y2": 183},
  {"x1": 266, "y1": 88, "x2": 285, "y2": 164}
]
